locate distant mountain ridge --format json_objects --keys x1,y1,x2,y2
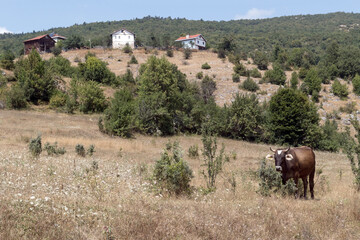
[{"x1": 1, "y1": 12, "x2": 360, "y2": 55}]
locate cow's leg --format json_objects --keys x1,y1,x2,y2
[
  {"x1": 294, "y1": 177, "x2": 299, "y2": 199},
  {"x1": 302, "y1": 177, "x2": 308, "y2": 199},
  {"x1": 309, "y1": 167, "x2": 315, "y2": 199}
]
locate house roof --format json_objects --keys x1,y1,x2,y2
[
  {"x1": 51, "y1": 34, "x2": 66, "y2": 39},
  {"x1": 23, "y1": 34, "x2": 55, "y2": 43},
  {"x1": 111, "y1": 28, "x2": 135, "y2": 36},
  {"x1": 175, "y1": 34, "x2": 206, "y2": 42}
]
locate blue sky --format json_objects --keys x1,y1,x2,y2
[{"x1": 1, "y1": 0, "x2": 360, "y2": 34}]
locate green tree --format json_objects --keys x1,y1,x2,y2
[
  {"x1": 303, "y1": 68, "x2": 322, "y2": 95},
  {"x1": 100, "y1": 88, "x2": 136, "y2": 138},
  {"x1": 79, "y1": 56, "x2": 116, "y2": 84},
  {"x1": 64, "y1": 35, "x2": 84, "y2": 49},
  {"x1": 332, "y1": 79, "x2": 348, "y2": 99},
  {"x1": 241, "y1": 77, "x2": 259, "y2": 92},
  {"x1": 14, "y1": 49, "x2": 55, "y2": 103},
  {"x1": 0, "y1": 50, "x2": 15, "y2": 70},
  {"x1": 263, "y1": 64, "x2": 286, "y2": 85},
  {"x1": 77, "y1": 80, "x2": 107, "y2": 113},
  {"x1": 290, "y1": 72, "x2": 299, "y2": 89},
  {"x1": 352, "y1": 74, "x2": 360, "y2": 95},
  {"x1": 253, "y1": 50, "x2": 268, "y2": 70},
  {"x1": 226, "y1": 94, "x2": 264, "y2": 141},
  {"x1": 325, "y1": 41, "x2": 340, "y2": 65},
  {"x1": 201, "y1": 75, "x2": 216, "y2": 104},
  {"x1": 269, "y1": 88, "x2": 320, "y2": 146}
]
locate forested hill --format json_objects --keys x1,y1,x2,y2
[{"x1": 1, "y1": 12, "x2": 360, "y2": 55}]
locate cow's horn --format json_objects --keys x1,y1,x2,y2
[
  {"x1": 285, "y1": 146, "x2": 290, "y2": 152},
  {"x1": 270, "y1": 147, "x2": 275, "y2": 153}
]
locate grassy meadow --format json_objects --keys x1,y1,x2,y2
[{"x1": 0, "y1": 109, "x2": 359, "y2": 239}]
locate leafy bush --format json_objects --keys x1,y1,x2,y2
[
  {"x1": 233, "y1": 63, "x2": 248, "y2": 77},
  {"x1": 257, "y1": 159, "x2": 298, "y2": 197},
  {"x1": 344, "y1": 119, "x2": 360, "y2": 191},
  {"x1": 184, "y1": 48, "x2": 192, "y2": 59},
  {"x1": 290, "y1": 71, "x2": 299, "y2": 89},
  {"x1": 6, "y1": 84, "x2": 27, "y2": 109},
  {"x1": 0, "y1": 50, "x2": 15, "y2": 70},
  {"x1": 250, "y1": 68, "x2": 261, "y2": 78},
  {"x1": 263, "y1": 64, "x2": 286, "y2": 85},
  {"x1": 49, "y1": 91, "x2": 67, "y2": 109},
  {"x1": 241, "y1": 77, "x2": 259, "y2": 92},
  {"x1": 304, "y1": 68, "x2": 322, "y2": 95},
  {"x1": 201, "y1": 62, "x2": 211, "y2": 70},
  {"x1": 166, "y1": 49, "x2": 174, "y2": 57},
  {"x1": 76, "y1": 80, "x2": 107, "y2": 113},
  {"x1": 44, "y1": 142, "x2": 66, "y2": 156},
  {"x1": 122, "y1": 43, "x2": 133, "y2": 53},
  {"x1": 87, "y1": 145, "x2": 95, "y2": 156},
  {"x1": 201, "y1": 75, "x2": 216, "y2": 103},
  {"x1": 232, "y1": 73, "x2": 240, "y2": 82},
  {"x1": 153, "y1": 141, "x2": 193, "y2": 195},
  {"x1": 14, "y1": 49, "x2": 55, "y2": 103},
  {"x1": 352, "y1": 74, "x2": 360, "y2": 95},
  {"x1": 188, "y1": 145, "x2": 199, "y2": 158},
  {"x1": 100, "y1": 89, "x2": 136, "y2": 137},
  {"x1": 79, "y1": 56, "x2": 116, "y2": 84},
  {"x1": 75, "y1": 144, "x2": 86, "y2": 157},
  {"x1": 129, "y1": 55, "x2": 138, "y2": 64},
  {"x1": 196, "y1": 72, "x2": 203, "y2": 79},
  {"x1": 332, "y1": 79, "x2": 348, "y2": 99},
  {"x1": 253, "y1": 50, "x2": 268, "y2": 70},
  {"x1": 47, "y1": 56, "x2": 74, "y2": 77},
  {"x1": 29, "y1": 135, "x2": 42, "y2": 158},
  {"x1": 52, "y1": 46, "x2": 62, "y2": 57},
  {"x1": 201, "y1": 123, "x2": 229, "y2": 190},
  {"x1": 226, "y1": 94, "x2": 264, "y2": 141},
  {"x1": 64, "y1": 35, "x2": 84, "y2": 49}
]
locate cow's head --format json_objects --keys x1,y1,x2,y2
[{"x1": 266, "y1": 147, "x2": 293, "y2": 172}]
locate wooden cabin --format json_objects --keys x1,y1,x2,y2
[{"x1": 23, "y1": 34, "x2": 55, "y2": 54}]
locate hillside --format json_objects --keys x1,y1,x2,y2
[
  {"x1": 1, "y1": 109, "x2": 359, "y2": 239},
  {"x1": 38, "y1": 48, "x2": 360, "y2": 131},
  {"x1": 2, "y1": 12, "x2": 360, "y2": 56}
]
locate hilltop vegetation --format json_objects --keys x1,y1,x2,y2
[{"x1": 1, "y1": 12, "x2": 360, "y2": 56}]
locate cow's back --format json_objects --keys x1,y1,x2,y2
[{"x1": 290, "y1": 147, "x2": 315, "y2": 177}]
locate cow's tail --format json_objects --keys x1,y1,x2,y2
[{"x1": 309, "y1": 165, "x2": 315, "y2": 199}]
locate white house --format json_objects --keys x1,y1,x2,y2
[
  {"x1": 175, "y1": 34, "x2": 206, "y2": 50},
  {"x1": 49, "y1": 33, "x2": 66, "y2": 43},
  {"x1": 111, "y1": 29, "x2": 135, "y2": 49}
]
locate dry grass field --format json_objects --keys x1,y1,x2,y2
[{"x1": 0, "y1": 109, "x2": 360, "y2": 239}]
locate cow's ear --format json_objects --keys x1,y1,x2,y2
[
  {"x1": 285, "y1": 154, "x2": 294, "y2": 161},
  {"x1": 266, "y1": 154, "x2": 274, "y2": 160}
]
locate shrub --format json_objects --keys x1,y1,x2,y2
[
  {"x1": 79, "y1": 56, "x2": 116, "y2": 84},
  {"x1": 196, "y1": 72, "x2": 204, "y2": 79},
  {"x1": 188, "y1": 145, "x2": 199, "y2": 158},
  {"x1": 201, "y1": 62, "x2": 211, "y2": 70},
  {"x1": 0, "y1": 50, "x2": 15, "y2": 70},
  {"x1": 217, "y1": 49, "x2": 226, "y2": 59},
  {"x1": 153, "y1": 141, "x2": 193, "y2": 195},
  {"x1": 47, "y1": 56, "x2": 74, "y2": 77},
  {"x1": 263, "y1": 64, "x2": 286, "y2": 85},
  {"x1": 49, "y1": 91, "x2": 67, "y2": 109},
  {"x1": 29, "y1": 135, "x2": 42, "y2": 158},
  {"x1": 166, "y1": 49, "x2": 174, "y2": 57},
  {"x1": 304, "y1": 68, "x2": 322, "y2": 95},
  {"x1": 332, "y1": 79, "x2": 348, "y2": 99},
  {"x1": 184, "y1": 48, "x2": 192, "y2": 59},
  {"x1": 52, "y1": 46, "x2": 62, "y2": 57},
  {"x1": 344, "y1": 119, "x2": 360, "y2": 191},
  {"x1": 87, "y1": 145, "x2": 95, "y2": 156},
  {"x1": 44, "y1": 142, "x2": 66, "y2": 156},
  {"x1": 129, "y1": 55, "x2": 138, "y2": 64},
  {"x1": 75, "y1": 144, "x2": 85, "y2": 157},
  {"x1": 290, "y1": 71, "x2": 299, "y2": 89},
  {"x1": 250, "y1": 68, "x2": 262, "y2": 78},
  {"x1": 201, "y1": 75, "x2": 217, "y2": 103},
  {"x1": 298, "y1": 68, "x2": 308, "y2": 79},
  {"x1": 241, "y1": 77, "x2": 259, "y2": 92},
  {"x1": 122, "y1": 43, "x2": 133, "y2": 53},
  {"x1": 201, "y1": 123, "x2": 229, "y2": 190},
  {"x1": 353, "y1": 74, "x2": 360, "y2": 95},
  {"x1": 233, "y1": 63, "x2": 248, "y2": 77},
  {"x1": 339, "y1": 101, "x2": 357, "y2": 114},
  {"x1": 6, "y1": 84, "x2": 27, "y2": 109},
  {"x1": 226, "y1": 94, "x2": 264, "y2": 141},
  {"x1": 257, "y1": 159, "x2": 298, "y2": 197},
  {"x1": 253, "y1": 50, "x2": 268, "y2": 70},
  {"x1": 77, "y1": 81, "x2": 107, "y2": 113}
]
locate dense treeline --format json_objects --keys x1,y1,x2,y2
[{"x1": 1, "y1": 12, "x2": 360, "y2": 57}]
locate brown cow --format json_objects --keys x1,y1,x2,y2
[{"x1": 266, "y1": 146, "x2": 316, "y2": 199}]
